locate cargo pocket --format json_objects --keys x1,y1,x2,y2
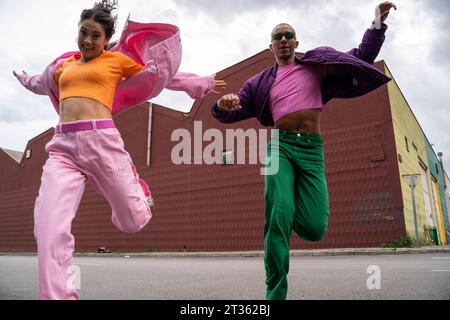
[
  {"x1": 130, "y1": 196, "x2": 152, "y2": 232},
  {"x1": 94, "y1": 129, "x2": 131, "y2": 176}
]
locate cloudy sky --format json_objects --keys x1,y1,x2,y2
[{"x1": 0, "y1": 0, "x2": 449, "y2": 169}]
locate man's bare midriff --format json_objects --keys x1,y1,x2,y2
[
  {"x1": 274, "y1": 108, "x2": 321, "y2": 134},
  {"x1": 59, "y1": 97, "x2": 112, "y2": 123}
]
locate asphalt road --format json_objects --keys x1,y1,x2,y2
[{"x1": 0, "y1": 253, "x2": 449, "y2": 300}]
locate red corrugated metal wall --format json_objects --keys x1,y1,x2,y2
[{"x1": 0, "y1": 49, "x2": 405, "y2": 252}]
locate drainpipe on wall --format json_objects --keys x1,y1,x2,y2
[
  {"x1": 147, "y1": 103, "x2": 153, "y2": 167},
  {"x1": 403, "y1": 174, "x2": 421, "y2": 247},
  {"x1": 437, "y1": 152, "x2": 447, "y2": 191}
]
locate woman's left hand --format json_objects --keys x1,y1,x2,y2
[{"x1": 212, "y1": 79, "x2": 227, "y2": 94}]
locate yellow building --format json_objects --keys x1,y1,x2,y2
[{"x1": 386, "y1": 65, "x2": 447, "y2": 245}]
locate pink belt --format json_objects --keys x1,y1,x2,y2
[{"x1": 55, "y1": 119, "x2": 115, "y2": 134}]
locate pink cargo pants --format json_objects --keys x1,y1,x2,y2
[{"x1": 34, "y1": 119, "x2": 152, "y2": 300}]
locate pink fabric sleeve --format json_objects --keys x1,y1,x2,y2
[
  {"x1": 14, "y1": 51, "x2": 76, "y2": 114},
  {"x1": 15, "y1": 73, "x2": 47, "y2": 96},
  {"x1": 166, "y1": 72, "x2": 215, "y2": 100}
]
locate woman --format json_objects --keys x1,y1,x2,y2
[{"x1": 13, "y1": 0, "x2": 226, "y2": 300}]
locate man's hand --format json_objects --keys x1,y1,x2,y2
[
  {"x1": 217, "y1": 93, "x2": 242, "y2": 111},
  {"x1": 375, "y1": 1, "x2": 397, "y2": 27}
]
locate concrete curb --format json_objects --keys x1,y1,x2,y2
[{"x1": 1, "y1": 246, "x2": 449, "y2": 258}]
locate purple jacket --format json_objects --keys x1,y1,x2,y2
[{"x1": 212, "y1": 25, "x2": 392, "y2": 127}]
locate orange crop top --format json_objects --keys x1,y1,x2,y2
[{"x1": 53, "y1": 51, "x2": 144, "y2": 110}]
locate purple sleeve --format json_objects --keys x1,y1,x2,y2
[
  {"x1": 347, "y1": 23, "x2": 388, "y2": 65},
  {"x1": 211, "y1": 78, "x2": 257, "y2": 124}
]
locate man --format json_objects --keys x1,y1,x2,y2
[{"x1": 211, "y1": 2, "x2": 397, "y2": 300}]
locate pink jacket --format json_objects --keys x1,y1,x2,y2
[{"x1": 15, "y1": 18, "x2": 215, "y2": 115}]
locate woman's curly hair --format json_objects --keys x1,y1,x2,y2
[{"x1": 80, "y1": 0, "x2": 119, "y2": 39}]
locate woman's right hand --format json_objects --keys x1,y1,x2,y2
[
  {"x1": 12, "y1": 70, "x2": 28, "y2": 79},
  {"x1": 217, "y1": 93, "x2": 242, "y2": 112}
]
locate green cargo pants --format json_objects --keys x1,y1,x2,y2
[{"x1": 264, "y1": 130, "x2": 329, "y2": 300}]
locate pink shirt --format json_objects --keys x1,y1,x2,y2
[{"x1": 269, "y1": 63, "x2": 326, "y2": 123}]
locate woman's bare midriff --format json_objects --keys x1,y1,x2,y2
[
  {"x1": 59, "y1": 97, "x2": 112, "y2": 122},
  {"x1": 274, "y1": 108, "x2": 321, "y2": 134}
]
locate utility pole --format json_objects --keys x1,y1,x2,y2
[{"x1": 403, "y1": 174, "x2": 421, "y2": 247}]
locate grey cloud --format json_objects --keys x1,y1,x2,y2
[
  {"x1": 430, "y1": 0, "x2": 450, "y2": 16},
  {"x1": 173, "y1": 0, "x2": 315, "y2": 23},
  {"x1": 428, "y1": 0, "x2": 450, "y2": 66},
  {"x1": 173, "y1": 0, "x2": 378, "y2": 50},
  {"x1": 174, "y1": 0, "x2": 272, "y2": 14},
  {"x1": 433, "y1": 35, "x2": 450, "y2": 66},
  {"x1": 0, "y1": 98, "x2": 55, "y2": 123}
]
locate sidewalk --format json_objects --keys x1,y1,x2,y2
[{"x1": 2, "y1": 245, "x2": 449, "y2": 258}]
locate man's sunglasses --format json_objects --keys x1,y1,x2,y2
[{"x1": 272, "y1": 32, "x2": 296, "y2": 41}]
